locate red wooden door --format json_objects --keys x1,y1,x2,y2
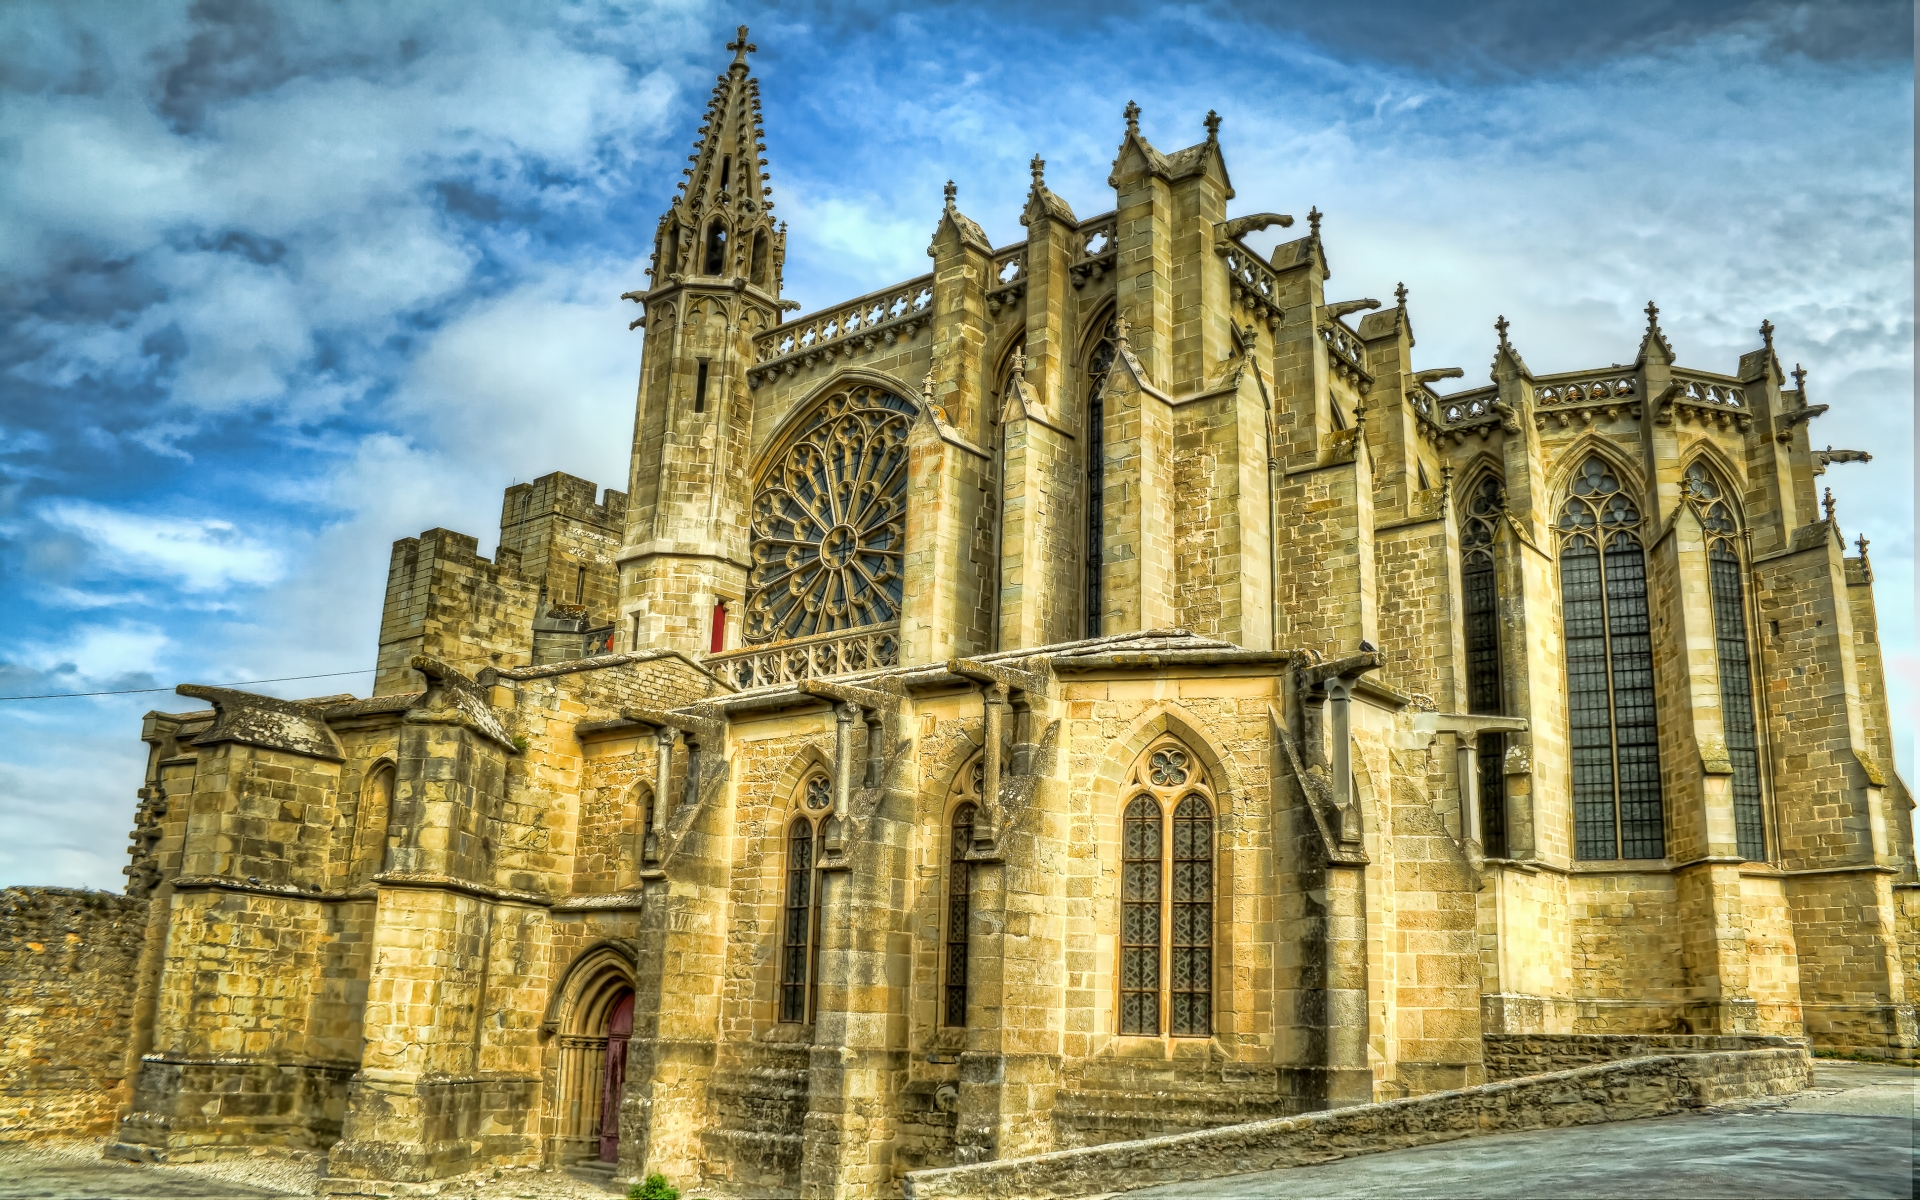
[{"x1": 598, "y1": 992, "x2": 634, "y2": 1162}]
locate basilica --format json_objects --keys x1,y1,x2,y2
[{"x1": 94, "y1": 27, "x2": 1912, "y2": 1198}]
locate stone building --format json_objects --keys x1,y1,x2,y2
[{"x1": 93, "y1": 27, "x2": 1913, "y2": 1199}]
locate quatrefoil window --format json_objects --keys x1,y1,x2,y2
[
  {"x1": 745, "y1": 386, "x2": 916, "y2": 644},
  {"x1": 804, "y1": 775, "x2": 831, "y2": 811},
  {"x1": 1149, "y1": 748, "x2": 1191, "y2": 787}
]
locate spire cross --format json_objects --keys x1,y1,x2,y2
[
  {"x1": 1009, "y1": 349, "x2": 1026, "y2": 381},
  {"x1": 1204, "y1": 109, "x2": 1221, "y2": 140},
  {"x1": 1113, "y1": 315, "x2": 1132, "y2": 346},
  {"x1": 1124, "y1": 101, "x2": 1141, "y2": 134},
  {"x1": 1822, "y1": 487, "x2": 1836, "y2": 523},
  {"x1": 727, "y1": 25, "x2": 756, "y2": 61},
  {"x1": 1644, "y1": 300, "x2": 1660, "y2": 328},
  {"x1": 1791, "y1": 363, "x2": 1807, "y2": 394},
  {"x1": 1030, "y1": 155, "x2": 1045, "y2": 187},
  {"x1": 1494, "y1": 314, "x2": 1510, "y2": 346},
  {"x1": 1857, "y1": 533, "x2": 1870, "y2": 557},
  {"x1": 1394, "y1": 282, "x2": 1408, "y2": 307},
  {"x1": 1759, "y1": 318, "x2": 1775, "y2": 349},
  {"x1": 943, "y1": 179, "x2": 957, "y2": 209},
  {"x1": 1307, "y1": 206, "x2": 1322, "y2": 237}
]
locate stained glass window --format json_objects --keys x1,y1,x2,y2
[
  {"x1": 1689, "y1": 464, "x2": 1765, "y2": 861},
  {"x1": 1119, "y1": 738, "x2": 1216, "y2": 1037},
  {"x1": 1461, "y1": 475, "x2": 1507, "y2": 856},
  {"x1": 1120, "y1": 794, "x2": 1161, "y2": 1035},
  {"x1": 1170, "y1": 796, "x2": 1213, "y2": 1037},
  {"x1": 780, "y1": 816, "x2": 813, "y2": 1022},
  {"x1": 745, "y1": 386, "x2": 914, "y2": 644},
  {"x1": 1086, "y1": 327, "x2": 1116, "y2": 638},
  {"x1": 1558, "y1": 457, "x2": 1664, "y2": 860},
  {"x1": 945, "y1": 802, "x2": 975, "y2": 1027}
]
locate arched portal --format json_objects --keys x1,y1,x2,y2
[{"x1": 547, "y1": 948, "x2": 637, "y2": 1165}]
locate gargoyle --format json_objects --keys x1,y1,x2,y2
[
  {"x1": 1414, "y1": 367, "x2": 1465, "y2": 384},
  {"x1": 1219, "y1": 213, "x2": 1294, "y2": 240},
  {"x1": 1325, "y1": 299, "x2": 1381, "y2": 320}
]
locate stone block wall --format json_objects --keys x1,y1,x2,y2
[
  {"x1": 0, "y1": 888, "x2": 148, "y2": 1139},
  {"x1": 1481, "y1": 1032, "x2": 1806, "y2": 1080},
  {"x1": 903, "y1": 1048, "x2": 1813, "y2": 1200}
]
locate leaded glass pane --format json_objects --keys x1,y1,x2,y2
[
  {"x1": 1477, "y1": 731, "x2": 1507, "y2": 858},
  {"x1": 1464, "y1": 558, "x2": 1502, "y2": 715},
  {"x1": 945, "y1": 803, "x2": 975, "y2": 1026},
  {"x1": 1562, "y1": 540, "x2": 1617, "y2": 860},
  {"x1": 780, "y1": 820, "x2": 813, "y2": 1022},
  {"x1": 1710, "y1": 544, "x2": 1765, "y2": 860},
  {"x1": 1170, "y1": 795, "x2": 1212, "y2": 1037},
  {"x1": 1606, "y1": 537, "x2": 1664, "y2": 859},
  {"x1": 1120, "y1": 794, "x2": 1160, "y2": 1034}
]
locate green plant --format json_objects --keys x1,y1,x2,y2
[
  {"x1": 512, "y1": 734, "x2": 530, "y2": 753},
  {"x1": 628, "y1": 1173, "x2": 680, "y2": 1200}
]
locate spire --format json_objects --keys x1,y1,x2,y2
[
  {"x1": 1203, "y1": 109, "x2": 1221, "y2": 141},
  {"x1": 1124, "y1": 100, "x2": 1141, "y2": 135},
  {"x1": 1395, "y1": 282, "x2": 1408, "y2": 308},
  {"x1": 944, "y1": 179, "x2": 957, "y2": 210},
  {"x1": 1791, "y1": 363, "x2": 1807, "y2": 398},
  {"x1": 1759, "y1": 318, "x2": 1775, "y2": 350},
  {"x1": 648, "y1": 27, "x2": 783, "y2": 292},
  {"x1": 1856, "y1": 534, "x2": 1873, "y2": 581},
  {"x1": 1030, "y1": 155, "x2": 1045, "y2": 186},
  {"x1": 1307, "y1": 206, "x2": 1322, "y2": 239},
  {"x1": 1495, "y1": 314, "x2": 1510, "y2": 349},
  {"x1": 1822, "y1": 487, "x2": 1836, "y2": 523}
]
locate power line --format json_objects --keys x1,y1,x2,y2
[{"x1": 0, "y1": 669, "x2": 377, "y2": 702}]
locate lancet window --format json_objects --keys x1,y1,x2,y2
[
  {"x1": 1460, "y1": 474, "x2": 1508, "y2": 857},
  {"x1": 1085, "y1": 324, "x2": 1116, "y2": 637},
  {"x1": 779, "y1": 772, "x2": 833, "y2": 1023},
  {"x1": 1687, "y1": 463, "x2": 1765, "y2": 861},
  {"x1": 744, "y1": 386, "x2": 914, "y2": 645},
  {"x1": 1557, "y1": 457, "x2": 1664, "y2": 860},
  {"x1": 1119, "y1": 739, "x2": 1215, "y2": 1037},
  {"x1": 703, "y1": 220, "x2": 728, "y2": 275},
  {"x1": 944, "y1": 761, "x2": 981, "y2": 1027}
]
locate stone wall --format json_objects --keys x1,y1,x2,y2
[
  {"x1": 903, "y1": 1048, "x2": 1813, "y2": 1200},
  {"x1": 1481, "y1": 1032, "x2": 1807, "y2": 1081},
  {"x1": 0, "y1": 887, "x2": 149, "y2": 1139}
]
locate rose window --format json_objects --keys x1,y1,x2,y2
[{"x1": 744, "y1": 385, "x2": 915, "y2": 643}]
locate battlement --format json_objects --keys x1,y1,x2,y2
[
  {"x1": 500, "y1": 471, "x2": 628, "y2": 534},
  {"x1": 374, "y1": 527, "x2": 539, "y2": 695}
]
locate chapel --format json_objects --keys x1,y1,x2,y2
[{"x1": 97, "y1": 26, "x2": 1913, "y2": 1198}]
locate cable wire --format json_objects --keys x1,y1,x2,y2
[{"x1": 0, "y1": 669, "x2": 377, "y2": 702}]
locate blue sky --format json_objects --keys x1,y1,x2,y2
[{"x1": 1, "y1": 0, "x2": 1912, "y2": 889}]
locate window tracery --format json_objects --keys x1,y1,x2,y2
[
  {"x1": 1557, "y1": 457, "x2": 1664, "y2": 860},
  {"x1": 1686, "y1": 462, "x2": 1765, "y2": 861},
  {"x1": 1460, "y1": 475, "x2": 1508, "y2": 856},
  {"x1": 745, "y1": 386, "x2": 914, "y2": 645},
  {"x1": 1118, "y1": 736, "x2": 1215, "y2": 1037}
]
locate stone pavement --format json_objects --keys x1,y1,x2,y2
[{"x1": 1126, "y1": 1060, "x2": 1916, "y2": 1200}]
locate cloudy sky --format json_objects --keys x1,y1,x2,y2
[{"x1": 1, "y1": 0, "x2": 1911, "y2": 889}]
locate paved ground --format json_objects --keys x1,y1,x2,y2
[
  {"x1": 1128, "y1": 1060, "x2": 1916, "y2": 1200},
  {"x1": 2, "y1": 1061, "x2": 1909, "y2": 1199}
]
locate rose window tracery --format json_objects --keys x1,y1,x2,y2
[{"x1": 744, "y1": 385, "x2": 916, "y2": 644}]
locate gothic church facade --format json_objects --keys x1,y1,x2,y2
[{"x1": 105, "y1": 29, "x2": 1914, "y2": 1198}]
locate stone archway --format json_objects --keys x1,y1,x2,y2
[{"x1": 546, "y1": 945, "x2": 637, "y2": 1166}]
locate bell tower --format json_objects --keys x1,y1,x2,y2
[{"x1": 618, "y1": 26, "x2": 786, "y2": 656}]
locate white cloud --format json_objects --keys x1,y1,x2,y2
[{"x1": 41, "y1": 500, "x2": 285, "y2": 590}]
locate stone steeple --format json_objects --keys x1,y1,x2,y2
[{"x1": 648, "y1": 25, "x2": 785, "y2": 296}]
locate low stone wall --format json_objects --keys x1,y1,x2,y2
[
  {"x1": 1482, "y1": 1033, "x2": 1808, "y2": 1081},
  {"x1": 0, "y1": 887, "x2": 150, "y2": 1139},
  {"x1": 902, "y1": 1048, "x2": 1811, "y2": 1200}
]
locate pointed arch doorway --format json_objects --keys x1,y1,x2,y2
[{"x1": 598, "y1": 992, "x2": 634, "y2": 1162}]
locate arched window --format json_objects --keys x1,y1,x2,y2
[
  {"x1": 945, "y1": 800, "x2": 976, "y2": 1027},
  {"x1": 1460, "y1": 475, "x2": 1508, "y2": 856},
  {"x1": 744, "y1": 386, "x2": 914, "y2": 645},
  {"x1": 780, "y1": 811, "x2": 816, "y2": 1022},
  {"x1": 352, "y1": 761, "x2": 394, "y2": 885},
  {"x1": 1085, "y1": 322, "x2": 1117, "y2": 638},
  {"x1": 1118, "y1": 739, "x2": 1216, "y2": 1037},
  {"x1": 750, "y1": 229, "x2": 769, "y2": 286},
  {"x1": 779, "y1": 773, "x2": 832, "y2": 1023},
  {"x1": 1687, "y1": 463, "x2": 1765, "y2": 861},
  {"x1": 703, "y1": 220, "x2": 728, "y2": 275},
  {"x1": 1557, "y1": 457, "x2": 1664, "y2": 860}
]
